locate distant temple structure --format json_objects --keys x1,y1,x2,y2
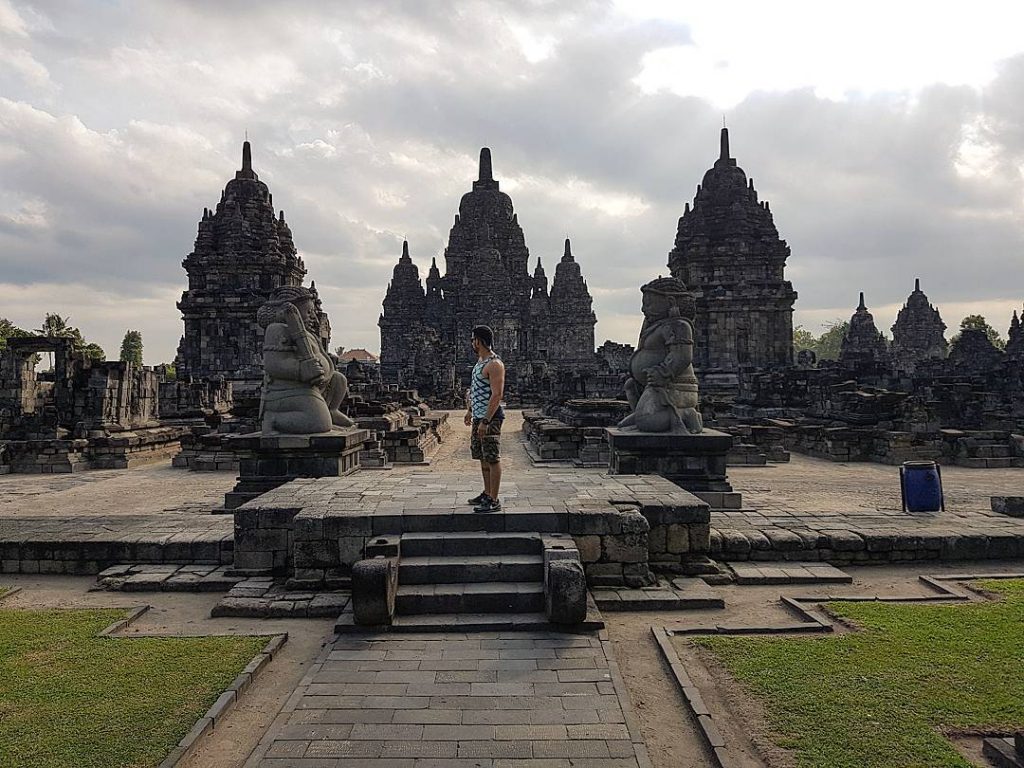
[
  {"x1": 378, "y1": 148, "x2": 597, "y2": 400},
  {"x1": 668, "y1": 128, "x2": 797, "y2": 391},
  {"x1": 890, "y1": 278, "x2": 948, "y2": 374},
  {"x1": 175, "y1": 142, "x2": 330, "y2": 395},
  {"x1": 839, "y1": 292, "x2": 890, "y2": 373}
]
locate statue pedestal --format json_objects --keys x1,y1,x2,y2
[
  {"x1": 605, "y1": 427, "x2": 738, "y2": 503},
  {"x1": 224, "y1": 428, "x2": 370, "y2": 510}
]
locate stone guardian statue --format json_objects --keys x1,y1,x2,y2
[
  {"x1": 257, "y1": 286, "x2": 354, "y2": 435},
  {"x1": 618, "y1": 276, "x2": 703, "y2": 434}
]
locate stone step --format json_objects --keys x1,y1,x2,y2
[
  {"x1": 400, "y1": 531, "x2": 541, "y2": 558},
  {"x1": 372, "y1": 509, "x2": 567, "y2": 534},
  {"x1": 398, "y1": 554, "x2": 544, "y2": 584},
  {"x1": 395, "y1": 582, "x2": 545, "y2": 615},
  {"x1": 335, "y1": 610, "x2": 605, "y2": 633}
]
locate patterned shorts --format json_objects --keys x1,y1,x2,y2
[{"x1": 470, "y1": 417, "x2": 503, "y2": 464}]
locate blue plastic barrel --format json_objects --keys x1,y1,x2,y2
[{"x1": 900, "y1": 461, "x2": 944, "y2": 513}]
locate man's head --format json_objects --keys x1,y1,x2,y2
[{"x1": 471, "y1": 325, "x2": 494, "y2": 354}]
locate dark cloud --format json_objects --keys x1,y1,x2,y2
[{"x1": 0, "y1": 0, "x2": 1022, "y2": 363}]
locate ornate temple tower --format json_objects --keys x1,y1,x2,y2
[
  {"x1": 668, "y1": 128, "x2": 797, "y2": 388},
  {"x1": 439, "y1": 148, "x2": 532, "y2": 369},
  {"x1": 176, "y1": 142, "x2": 317, "y2": 393},
  {"x1": 547, "y1": 239, "x2": 597, "y2": 365},
  {"x1": 1007, "y1": 306, "x2": 1024, "y2": 363},
  {"x1": 839, "y1": 292, "x2": 890, "y2": 373},
  {"x1": 527, "y1": 257, "x2": 551, "y2": 358},
  {"x1": 378, "y1": 241, "x2": 426, "y2": 385},
  {"x1": 377, "y1": 148, "x2": 601, "y2": 399},
  {"x1": 890, "y1": 278, "x2": 948, "y2": 373}
]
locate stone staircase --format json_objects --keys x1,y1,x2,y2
[
  {"x1": 337, "y1": 530, "x2": 601, "y2": 632},
  {"x1": 954, "y1": 435, "x2": 1021, "y2": 468}
]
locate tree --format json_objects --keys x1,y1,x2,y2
[
  {"x1": 119, "y1": 330, "x2": 143, "y2": 366},
  {"x1": 35, "y1": 312, "x2": 104, "y2": 366},
  {"x1": 815, "y1": 319, "x2": 849, "y2": 361},
  {"x1": 0, "y1": 318, "x2": 31, "y2": 353},
  {"x1": 81, "y1": 343, "x2": 106, "y2": 362},
  {"x1": 950, "y1": 314, "x2": 1005, "y2": 350},
  {"x1": 793, "y1": 325, "x2": 817, "y2": 353}
]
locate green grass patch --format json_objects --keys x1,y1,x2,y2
[
  {"x1": 0, "y1": 608, "x2": 269, "y2": 768},
  {"x1": 693, "y1": 579, "x2": 1024, "y2": 768}
]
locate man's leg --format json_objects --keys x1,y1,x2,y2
[
  {"x1": 480, "y1": 461, "x2": 491, "y2": 498},
  {"x1": 488, "y1": 460, "x2": 502, "y2": 500}
]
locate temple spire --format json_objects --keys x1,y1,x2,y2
[
  {"x1": 400, "y1": 240, "x2": 411, "y2": 263},
  {"x1": 235, "y1": 140, "x2": 258, "y2": 180},
  {"x1": 719, "y1": 127, "x2": 730, "y2": 161},
  {"x1": 915, "y1": 277, "x2": 921, "y2": 292},
  {"x1": 562, "y1": 238, "x2": 573, "y2": 263},
  {"x1": 478, "y1": 148, "x2": 492, "y2": 182},
  {"x1": 858, "y1": 291, "x2": 866, "y2": 310}
]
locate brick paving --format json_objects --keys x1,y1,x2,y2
[{"x1": 245, "y1": 631, "x2": 651, "y2": 767}]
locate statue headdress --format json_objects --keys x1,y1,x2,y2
[
  {"x1": 257, "y1": 285, "x2": 315, "y2": 328},
  {"x1": 641, "y1": 276, "x2": 695, "y2": 320}
]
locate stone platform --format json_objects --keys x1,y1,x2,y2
[
  {"x1": 224, "y1": 428, "x2": 369, "y2": 510},
  {"x1": 606, "y1": 427, "x2": 733, "y2": 493},
  {"x1": 233, "y1": 469, "x2": 712, "y2": 588}
]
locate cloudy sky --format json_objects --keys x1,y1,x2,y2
[{"x1": 1, "y1": 0, "x2": 1023, "y2": 364}]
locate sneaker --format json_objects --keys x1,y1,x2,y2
[
  {"x1": 467, "y1": 492, "x2": 489, "y2": 505},
  {"x1": 474, "y1": 497, "x2": 502, "y2": 513}
]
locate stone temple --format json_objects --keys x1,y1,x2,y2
[
  {"x1": 176, "y1": 142, "x2": 330, "y2": 397},
  {"x1": 379, "y1": 148, "x2": 597, "y2": 400},
  {"x1": 668, "y1": 128, "x2": 797, "y2": 392},
  {"x1": 839, "y1": 292, "x2": 890, "y2": 373},
  {"x1": 889, "y1": 278, "x2": 948, "y2": 374}
]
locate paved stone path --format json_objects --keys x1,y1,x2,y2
[{"x1": 245, "y1": 631, "x2": 651, "y2": 767}]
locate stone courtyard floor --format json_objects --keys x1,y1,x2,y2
[{"x1": 1, "y1": 409, "x2": 1023, "y2": 571}]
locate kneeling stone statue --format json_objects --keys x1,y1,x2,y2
[
  {"x1": 258, "y1": 286, "x2": 354, "y2": 435},
  {"x1": 618, "y1": 276, "x2": 703, "y2": 434}
]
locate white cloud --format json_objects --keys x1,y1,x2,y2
[{"x1": 0, "y1": 1, "x2": 1022, "y2": 366}]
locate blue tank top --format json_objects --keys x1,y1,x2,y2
[{"x1": 470, "y1": 354, "x2": 503, "y2": 419}]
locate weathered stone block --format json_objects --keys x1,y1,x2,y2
[
  {"x1": 545, "y1": 560, "x2": 587, "y2": 624},
  {"x1": 603, "y1": 533, "x2": 647, "y2": 563},
  {"x1": 992, "y1": 497, "x2": 1024, "y2": 517},
  {"x1": 648, "y1": 525, "x2": 668, "y2": 553},
  {"x1": 689, "y1": 524, "x2": 711, "y2": 553},
  {"x1": 667, "y1": 524, "x2": 690, "y2": 554},
  {"x1": 573, "y1": 535, "x2": 601, "y2": 563}
]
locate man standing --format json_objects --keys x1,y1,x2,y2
[{"x1": 464, "y1": 325, "x2": 505, "y2": 513}]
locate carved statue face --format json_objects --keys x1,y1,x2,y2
[
  {"x1": 641, "y1": 291, "x2": 671, "y2": 319},
  {"x1": 294, "y1": 297, "x2": 316, "y2": 325}
]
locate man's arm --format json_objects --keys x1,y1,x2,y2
[{"x1": 484, "y1": 360, "x2": 505, "y2": 420}]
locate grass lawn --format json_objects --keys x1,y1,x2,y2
[
  {"x1": 0, "y1": 607, "x2": 269, "y2": 768},
  {"x1": 693, "y1": 579, "x2": 1024, "y2": 768}
]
